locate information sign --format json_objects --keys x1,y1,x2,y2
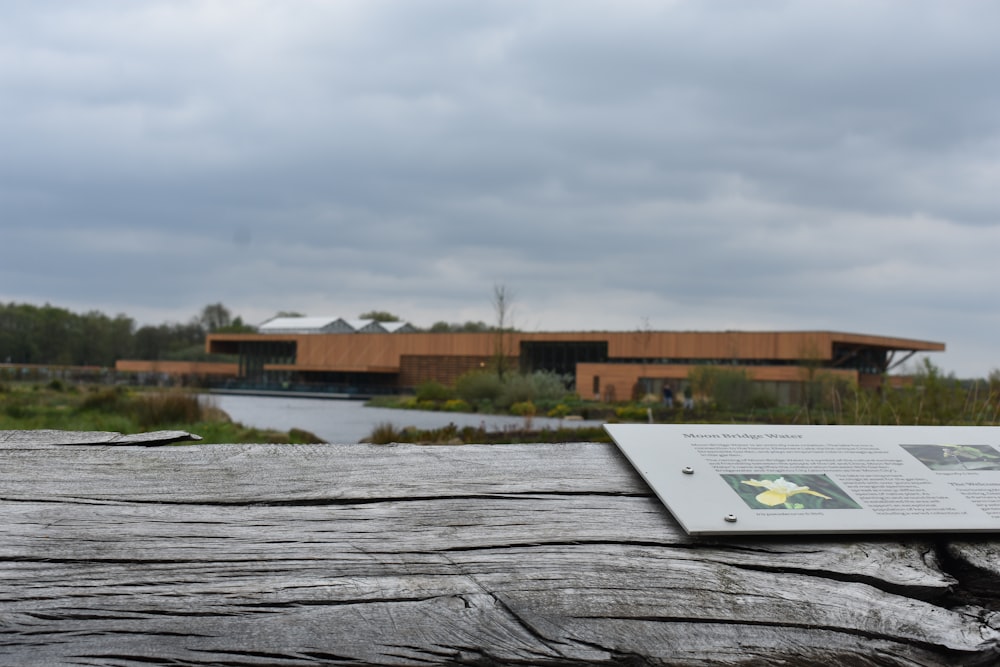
[{"x1": 605, "y1": 423, "x2": 1000, "y2": 535}]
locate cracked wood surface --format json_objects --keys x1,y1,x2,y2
[{"x1": 1, "y1": 431, "x2": 1000, "y2": 666}]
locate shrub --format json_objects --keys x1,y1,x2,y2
[
  {"x1": 509, "y1": 401, "x2": 537, "y2": 417},
  {"x1": 415, "y1": 380, "x2": 454, "y2": 403},
  {"x1": 615, "y1": 405, "x2": 650, "y2": 422},
  {"x1": 547, "y1": 404, "x2": 571, "y2": 419},
  {"x1": 442, "y1": 399, "x2": 471, "y2": 412},
  {"x1": 527, "y1": 371, "x2": 572, "y2": 403},
  {"x1": 455, "y1": 371, "x2": 503, "y2": 405},
  {"x1": 749, "y1": 392, "x2": 779, "y2": 410},
  {"x1": 688, "y1": 367, "x2": 756, "y2": 412},
  {"x1": 498, "y1": 374, "x2": 535, "y2": 409}
]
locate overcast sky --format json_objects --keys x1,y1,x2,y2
[{"x1": 2, "y1": 1, "x2": 998, "y2": 376}]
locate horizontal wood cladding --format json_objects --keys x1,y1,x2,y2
[
  {"x1": 206, "y1": 330, "x2": 943, "y2": 374},
  {"x1": 399, "y1": 355, "x2": 496, "y2": 387},
  {"x1": 603, "y1": 331, "x2": 945, "y2": 360}
]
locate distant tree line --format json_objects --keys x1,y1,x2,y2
[
  {"x1": 0, "y1": 302, "x2": 253, "y2": 367},
  {"x1": 352, "y1": 309, "x2": 505, "y2": 333},
  {"x1": 0, "y1": 300, "x2": 517, "y2": 368}
]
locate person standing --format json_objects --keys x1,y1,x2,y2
[{"x1": 662, "y1": 382, "x2": 674, "y2": 408}]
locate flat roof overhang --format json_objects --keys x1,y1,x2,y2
[{"x1": 827, "y1": 333, "x2": 945, "y2": 352}]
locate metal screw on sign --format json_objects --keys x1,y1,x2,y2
[
  {"x1": 724, "y1": 514, "x2": 738, "y2": 523},
  {"x1": 682, "y1": 466, "x2": 694, "y2": 475}
]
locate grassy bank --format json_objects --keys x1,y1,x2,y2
[
  {"x1": 364, "y1": 362, "x2": 1000, "y2": 443},
  {"x1": 0, "y1": 382, "x2": 323, "y2": 444}
]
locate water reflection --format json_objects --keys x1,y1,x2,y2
[{"x1": 209, "y1": 394, "x2": 605, "y2": 444}]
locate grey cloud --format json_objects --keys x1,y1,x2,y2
[{"x1": 2, "y1": 1, "x2": 999, "y2": 374}]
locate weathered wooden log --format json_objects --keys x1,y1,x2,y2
[
  {"x1": 1, "y1": 430, "x2": 999, "y2": 666},
  {"x1": 0, "y1": 428, "x2": 201, "y2": 446}
]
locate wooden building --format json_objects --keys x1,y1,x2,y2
[{"x1": 205, "y1": 329, "x2": 944, "y2": 402}]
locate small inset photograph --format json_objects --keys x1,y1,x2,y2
[
  {"x1": 722, "y1": 473, "x2": 862, "y2": 510},
  {"x1": 901, "y1": 444, "x2": 1000, "y2": 471}
]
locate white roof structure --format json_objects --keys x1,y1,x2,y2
[
  {"x1": 380, "y1": 321, "x2": 417, "y2": 333},
  {"x1": 346, "y1": 319, "x2": 384, "y2": 333},
  {"x1": 258, "y1": 316, "x2": 415, "y2": 334}
]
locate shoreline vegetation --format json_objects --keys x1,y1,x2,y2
[
  {"x1": 0, "y1": 381, "x2": 323, "y2": 444},
  {"x1": 3, "y1": 358, "x2": 1000, "y2": 445},
  {"x1": 362, "y1": 361, "x2": 1000, "y2": 443}
]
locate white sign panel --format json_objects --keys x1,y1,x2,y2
[{"x1": 605, "y1": 423, "x2": 1000, "y2": 535}]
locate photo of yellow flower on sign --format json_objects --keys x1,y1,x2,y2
[{"x1": 721, "y1": 474, "x2": 862, "y2": 510}]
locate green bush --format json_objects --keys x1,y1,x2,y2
[
  {"x1": 442, "y1": 398, "x2": 471, "y2": 412},
  {"x1": 453, "y1": 370, "x2": 570, "y2": 412},
  {"x1": 749, "y1": 392, "x2": 779, "y2": 410},
  {"x1": 415, "y1": 380, "x2": 454, "y2": 403},
  {"x1": 547, "y1": 404, "x2": 571, "y2": 419},
  {"x1": 688, "y1": 367, "x2": 757, "y2": 412},
  {"x1": 498, "y1": 374, "x2": 535, "y2": 409},
  {"x1": 509, "y1": 401, "x2": 537, "y2": 417},
  {"x1": 455, "y1": 371, "x2": 503, "y2": 405},
  {"x1": 615, "y1": 405, "x2": 650, "y2": 422},
  {"x1": 528, "y1": 371, "x2": 572, "y2": 402}
]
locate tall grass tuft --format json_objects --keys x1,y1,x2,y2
[
  {"x1": 130, "y1": 391, "x2": 204, "y2": 429},
  {"x1": 79, "y1": 386, "x2": 127, "y2": 412},
  {"x1": 365, "y1": 422, "x2": 403, "y2": 444}
]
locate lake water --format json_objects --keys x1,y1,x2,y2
[{"x1": 208, "y1": 393, "x2": 606, "y2": 443}]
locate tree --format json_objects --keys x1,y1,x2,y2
[
  {"x1": 359, "y1": 311, "x2": 401, "y2": 322},
  {"x1": 215, "y1": 316, "x2": 257, "y2": 333},
  {"x1": 0, "y1": 302, "x2": 136, "y2": 366},
  {"x1": 429, "y1": 320, "x2": 490, "y2": 333},
  {"x1": 199, "y1": 303, "x2": 232, "y2": 333},
  {"x1": 492, "y1": 284, "x2": 515, "y2": 381}
]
